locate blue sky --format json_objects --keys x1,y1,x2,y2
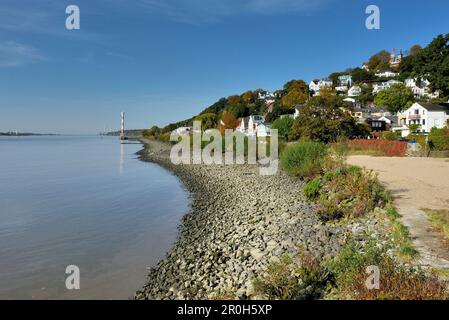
[{"x1": 1, "y1": 0, "x2": 448, "y2": 134}]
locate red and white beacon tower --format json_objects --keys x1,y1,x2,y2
[{"x1": 120, "y1": 112, "x2": 125, "y2": 142}]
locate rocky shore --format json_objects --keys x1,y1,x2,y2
[{"x1": 135, "y1": 139, "x2": 386, "y2": 300}]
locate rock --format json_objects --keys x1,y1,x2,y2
[{"x1": 250, "y1": 249, "x2": 266, "y2": 262}]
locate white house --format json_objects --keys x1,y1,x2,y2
[
  {"x1": 375, "y1": 70, "x2": 400, "y2": 78},
  {"x1": 335, "y1": 86, "x2": 348, "y2": 93},
  {"x1": 237, "y1": 115, "x2": 266, "y2": 136},
  {"x1": 405, "y1": 78, "x2": 431, "y2": 89},
  {"x1": 293, "y1": 104, "x2": 306, "y2": 119},
  {"x1": 338, "y1": 75, "x2": 353, "y2": 87},
  {"x1": 404, "y1": 78, "x2": 439, "y2": 100},
  {"x1": 394, "y1": 102, "x2": 449, "y2": 137},
  {"x1": 373, "y1": 80, "x2": 401, "y2": 94},
  {"x1": 348, "y1": 85, "x2": 362, "y2": 97},
  {"x1": 309, "y1": 79, "x2": 333, "y2": 95},
  {"x1": 256, "y1": 123, "x2": 271, "y2": 138},
  {"x1": 175, "y1": 127, "x2": 192, "y2": 136},
  {"x1": 258, "y1": 91, "x2": 276, "y2": 100}
]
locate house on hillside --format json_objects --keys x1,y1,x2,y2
[
  {"x1": 309, "y1": 79, "x2": 333, "y2": 96},
  {"x1": 258, "y1": 91, "x2": 277, "y2": 105},
  {"x1": 336, "y1": 85, "x2": 348, "y2": 93},
  {"x1": 348, "y1": 85, "x2": 362, "y2": 97},
  {"x1": 389, "y1": 50, "x2": 404, "y2": 69},
  {"x1": 373, "y1": 80, "x2": 401, "y2": 94},
  {"x1": 351, "y1": 107, "x2": 390, "y2": 122},
  {"x1": 338, "y1": 75, "x2": 353, "y2": 87},
  {"x1": 237, "y1": 115, "x2": 267, "y2": 136},
  {"x1": 394, "y1": 102, "x2": 449, "y2": 137},
  {"x1": 365, "y1": 117, "x2": 388, "y2": 132},
  {"x1": 375, "y1": 70, "x2": 400, "y2": 78},
  {"x1": 404, "y1": 78, "x2": 439, "y2": 100},
  {"x1": 175, "y1": 127, "x2": 192, "y2": 136}
]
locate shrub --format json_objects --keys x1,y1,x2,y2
[
  {"x1": 158, "y1": 132, "x2": 172, "y2": 143},
  {"x1": 327, "y1": 240, "x2": 448, "y2": 300},
  {"x1": 316, "y1": 167, "x2": 390, "y2": 221},
  {"x1": 381, "y1": 131, "x2": 401, "y2": 141},
  {"x1": 280, "y1": 141, "x2": 328, "y2": 178},
  {"x1": 271, "y1": 116, "x2": 294, "y2": 141},
  {"x1": 429, "y1": 127, "x2": 449, "y2": 151},
  {"x1": 304, "y1": 179, "x2": 322, "y2": 200},
  {"x1": 253, "y1": 254, "x2": 330, "y2": 300}
]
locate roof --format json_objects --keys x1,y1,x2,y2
[
  {"x1": 419, "y1": 103, "x2": 449, "y2": 113},
  {"x1": 240, "y1": 117, "x2": 249, "y2": 127},
  {"x1": 384, "y1": 116, "x2": 398, "y2": 123}
]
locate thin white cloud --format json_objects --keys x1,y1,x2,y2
[
  {"x1": 0, "y1": 41, "x2": 44, "y2": 67},
  {"x1": 127, "y1": 0, "x2": 332, "y2": 24}
]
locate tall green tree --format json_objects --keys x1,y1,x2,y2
[
  {"x1": 374, "y1": 83, "x2": 415, "y2": 114},
  {"x1": 271, "y1": 116, "x2": 294, "y2": 140},
  {"x1": 409, "y1": 44, "x2": 423, "y2": 56},
  {"x1": 368, "y1": 50, "x2": 391, "y2": 72},
  {"x1": 194, "y1": 113, "x2": 218, "y2": 130},
  {"x1": 400, "y1": 34, "x2": 449, "y2": 97},
  {"x1": 280, "y1": 80, "x2": 309, "y2": 109},
  {"x1": 350, "y1": 68, "x2": 375, "y2": 83},
  {"x1": 289, "y1": 93, "x2": 365, "y2": 143}
]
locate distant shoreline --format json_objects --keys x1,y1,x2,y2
[{"x1": 0, "y1": 132, "x2": 60, "y2": 137}]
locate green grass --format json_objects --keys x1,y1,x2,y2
[
  {"x1": 280, "y1": 141, "x2": 327, "y2": 178},
  {"x1": 423, "y1": 209, "x2": 449, "y2": 240},
  {"x1": 303, "y1": 179, "x2": 322, "y2": 200},
  {"x1": 386, "y1": 206, "x2": 419, "y2": 260},
  {"x1": 431, "y1": 268, "x2": 449, "y2": 278}
]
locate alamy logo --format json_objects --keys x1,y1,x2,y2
[
  {"x1": 66, "y1": 5, "x2": 80, "y2": 30},
  {"x1": 170, "y1": 121, "x2": 279, "y2": 176},
  {"x1": 365, "y1": 5, "x2": 380, "y2": 30},
  {"x1": 65, "y1": 265, "x2": 80, "y2": 290}
]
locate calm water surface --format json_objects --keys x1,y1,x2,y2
[{"x1": 0, "y1": 136, "x2": 189, "y2": 299}]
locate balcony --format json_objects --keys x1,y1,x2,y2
[{"x1": 409, "y1": 114, "x2": 422, "y2": 120}]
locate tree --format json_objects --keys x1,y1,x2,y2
[
  {"x1": 201, "y1": 98, "x2": 228, "y2": 115},
  {"x1": 289, "y1": 94, "x2": 365, "y2": 143},
  {"x1": 271, "y1": 116, "x2": 294, "y2": 140},
  {"x1": 409, "y1": 44, "x2": 422, "y2": 56},
  {"x1": 374, "y1": 83, "x2": 415, "y2": 114},
  {"x1": 283, "y1": 80, "x2": 308, "y2": 93},
  {"x1": 368, "y1": 50, "x2": 391, "y2": 72},
  {"x1": 217, "y1": 111, "x2": 240, "y2": 135},
  {"x1": 242, "y1": 91, "x2": 256, "y2": 104},
  {"x1": 400, "y1": 34, "x2": 449, "y2": 97},
  {"x1": 350, "y1": 68, "x2": 375, "y2": 83},
  {"x1": 279, "y1": 80, "x2": 309, "y2": 109},
  {"x1": 281, "y1": 89, "x2": 308, "y2": 109},
  {"x1": 194, "y1": 113, "x2": 217, "y2": 130},
  {"x1": 329, "y1": 72, "x2": 345, "y2": 86},
  {"x1": 358, "y1": 84, "x2": 374, "y2": 105},
  {"x1": 143, "y1": 126, "x2": 161, "y2": 138}
]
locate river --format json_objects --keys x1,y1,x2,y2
[{"x1": 0, "y1": 135, "x2": 189, "y2": 299}]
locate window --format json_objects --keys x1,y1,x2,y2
[{"x1": 422, "y1": 119, "x2": 426, "y2": 125}]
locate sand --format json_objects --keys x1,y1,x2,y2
[{"x1": 348, "y1": 156, "x2": 449, "y2": 269}]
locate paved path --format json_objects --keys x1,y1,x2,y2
[{"x1": 347, "y1": 156, "x2": 449, "y2": 269}]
